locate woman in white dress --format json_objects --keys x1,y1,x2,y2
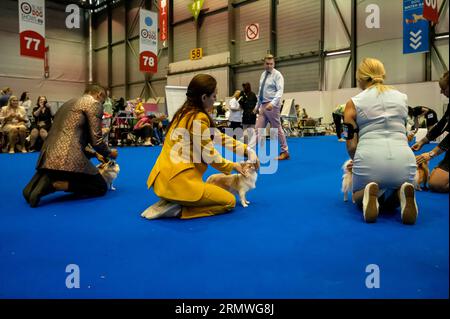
[{"x1": 344, "y1": 58, "x2": 418, "y2": 225}]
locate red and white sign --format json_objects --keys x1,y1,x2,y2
[
  {"x1": 159, "y1": 0, "x2": 168, "y2": 41},
  {"x1": 140, "y1": 9, "x2": 158, "y2": 73},
  {"x1": 245, "y1": 23, "x2": 260, "y2": 42},
  {"x1": 423, "y1": 0, "x2": 439, "y2": 24},
  {"x1": 19, "y1": 0, "x2": 45, "y2": 59},
  {"x1": 44, "y1": 46, "x2": 49, "y2": 78}
]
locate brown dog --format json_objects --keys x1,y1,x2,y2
[
  {"x1": 414, "y1": 161, "x2": 429, "y2": 191},
  {"x1": 206, "y1": 161, "x2": 258, "y2": 207}
]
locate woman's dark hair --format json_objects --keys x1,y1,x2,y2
[
  {"x1": 242, "y1": 82, "x2": 252, "y2": 93},
  {"x1": 407, "y1": 106, "x2": 413, "y2": 117},
  {"x1": 167, "y1": 74, "x2": 217, "y2": 132},
  {"x1": 36, "y1": 96, "x2": 48, "y2": 107},
  {"x1": 19, "y1": 91, "x2": 28, "y2": 102}
]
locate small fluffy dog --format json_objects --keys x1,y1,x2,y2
[
  {"x1": 414, "y1": 161, "x2": 429, "y2": 191},
  {"x1": 206, "y1": 161, "x2": 258, "y2": 207},
  {"x1": 97, "y1": 160, "x2": 120, "y2": 191},
  {"x1": 342, "y1": 159, "x2": 353, "y2": 202}
]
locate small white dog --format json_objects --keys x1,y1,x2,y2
[
  {"x1": 97, "y1": 160, "x2": 120, "y2": 191},
  {"x1": 206, "y1": 161, "x2": 258, "y2": 207},
  {"x1": 342, "y1": 159, "x2": 353, "y2": 202}
]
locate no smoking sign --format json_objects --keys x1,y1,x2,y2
[{"x1": 245, "y1": 23, "x2": 260, "y2": 42}]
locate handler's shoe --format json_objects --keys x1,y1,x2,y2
[
  {"x1": 363, "y1": 182, "x2": 379, "y2": 223},
  {"x1": 23, "y1": 171, "x2": 44, "y2": 203},
  {"x1": 399, "y1": 182, "x2": 418, "y2": 225},
  {"x1": 141, "y1": 199, "x2": 181, "y2": 220},
  {"x1": 29, "y1": 175, "x2": 55, "y2": 208}
]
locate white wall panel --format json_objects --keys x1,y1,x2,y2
[
  {"x1": 277, "y1": 0, "x2": 321, "y2": 56},
  {"x1": 435, "y1": 1, "x2": 449, "y2": 34},
  {"x1": 167, "y1": 67, "x2": 229, "y2": 100},
  {"x1": 94, "y1": 49, "x2": 108, "y2": 88},
  {"x1": 111, "y1": 86, "x2": 125, "y2": 99},
  {"x1": 324, "y1": 0, "x2": 351, "y2": 51},
  {"x1": 235, "y1": 0, "x2": 270, "y2": 63},
  {"x1": 358, "y1": 39, "x2": 424, "y2": 84},
  {"x1": 174, "y1": 0, "x2": 193, "y2": 23},
  {"x1": 277, "y1": 61, "x2": 320, "y2": 92},
  {"x1": 129, "y1": 83, "x2": 145, "y2": 98},
  {"x1": 149, "y1": 79, "x2": 167, "y2": 98},
  {"x1": 324, "y1": 55, "x2": 352, "y2": 90},
  {"x1": 432, "y1": 41, "x2": 449, "y2": 81},
  {"x1": 94, "y1": 11, "x2": 108, "y2": 48},
  {"x1": 112, "y1": 5, "x2": 126, "y2": 43},
  {"x1": 199, "y1": 11, "x2": 229, "y2": 56},
  {"x1": 128, "y1": 38, "x2": 144, "y2": 84},
  {"x1": 127, "y1": 1, "x2": 142, "y2": 39},
  {"x1": 173, "y1": 22, "x2": 196, "y2": 62},
  {"x1": 112, "y1": 43, "x2": 126, "y2": 86}
]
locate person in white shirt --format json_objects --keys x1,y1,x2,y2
[
  {"x1": 228, "y1": 90, "x2": 243, "y2": 140},
  {"x1": 249, "y1": 54, "x2": 289, "y2": 160}
]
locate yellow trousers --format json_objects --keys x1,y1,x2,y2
[{"x1": 167, "y1": 183, "x2": 236, "y2": 219}]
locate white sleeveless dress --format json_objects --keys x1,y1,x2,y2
[{"x1": 351, "y1": 87, "x2": 416, "y2": 192}]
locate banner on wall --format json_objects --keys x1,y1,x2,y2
[
  {"x1": 188, "y1": 0, "x2": 204, "y2": 21},
  {"x1": 18, "y1": 0, "x2": 46, "y2": 59},
  {"x1": 140, "y1": 9, "x2": 158, "y2": 73},
  {"x1": 423, "y1": 0, "x2": 439, "y2": 23},
  {"x1": 159, "y1": 0, "x2": 168, "y2": 42},
  {"x1": 44, "y1": 46, "x2": 49, "y2": 78},
  {"x1": 403, "y1": 0, "x2": 430, "y2": 54}
]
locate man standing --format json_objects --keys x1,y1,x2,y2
[
  {"x1": 250, "y1": 54, "x2": 289, "y2": 160},
  {"x1": 23, "y1": 84, "x2": 118, "y2": 207}
]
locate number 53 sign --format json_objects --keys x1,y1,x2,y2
[{"x1": 140, "y1": 51, "x2": 158, "y2": 73}]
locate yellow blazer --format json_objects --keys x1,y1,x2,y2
[{"x1": 147, "y1": 111, "x2": 247, "y2": 202}]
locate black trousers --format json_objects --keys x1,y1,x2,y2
[
  {"x1": 332, "y1": 113, "x2": 344, "y2": 139},
  {"x1": 134, "y1": 125, "x2": 152, "y2": 139},
  {"x1": 40, "y1": 169, "x2": 107, "y2": 197}
]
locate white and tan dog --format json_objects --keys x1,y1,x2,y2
[
  {"x1": 342, "y1": 159, "x2": 353, "y2": 202},
  {"x1": 414, "y1": 161, "x2": 429, "y2": 191},
  {"x1": 206, "y1": 161, "x2": 258, "y2": 207},
  {"x1": 97, "y1": 160, "x2": 120, "y2": 191}
]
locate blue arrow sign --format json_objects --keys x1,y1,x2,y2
[{"x1": 403, "y1": 0, "x2": 430, "y2": 54}]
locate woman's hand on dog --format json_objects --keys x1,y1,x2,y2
[
  {"x1": 411, "y1": 140, "x2": 425, "y2": 151},
  {"x1": 247, "y1": 150, "x2": 260, "y2": 170},
  {"x1": 346, "y1": 160, "x2": 353, "y2": 170},
  {"x1": 233, "y1": 163, "x2": 249, "y2": 177},
  {"x1": 416, "y1": 153, "x2": 430, "y2": 165}
]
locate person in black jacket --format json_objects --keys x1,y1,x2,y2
[
  {"x1": 239, "y1": 82, "x2": 257, "y2": 144},
  {"x1": 407, "y1": 105, "x2": 438, "y2": 141},
  {"x1": 29, "y1": 96, "x2": 53, "y2": 151},
  {"x1": 413, "y1": 71, "x2": 449, "y2": 193}
]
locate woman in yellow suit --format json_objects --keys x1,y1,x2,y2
[{"x1": 142, "y1": 74, "x2": 259, "y2": 220}]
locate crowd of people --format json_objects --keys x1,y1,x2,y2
[
  {"x1": 0, "y1": 87, "x2": 167, "y2": 153},
  {"x1": 0, "y1": 88, "x2": 53, "y2": 153}
]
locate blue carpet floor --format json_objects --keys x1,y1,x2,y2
[{"x1": 0, "y1": 136, "x2": 448, "y2": 299}]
